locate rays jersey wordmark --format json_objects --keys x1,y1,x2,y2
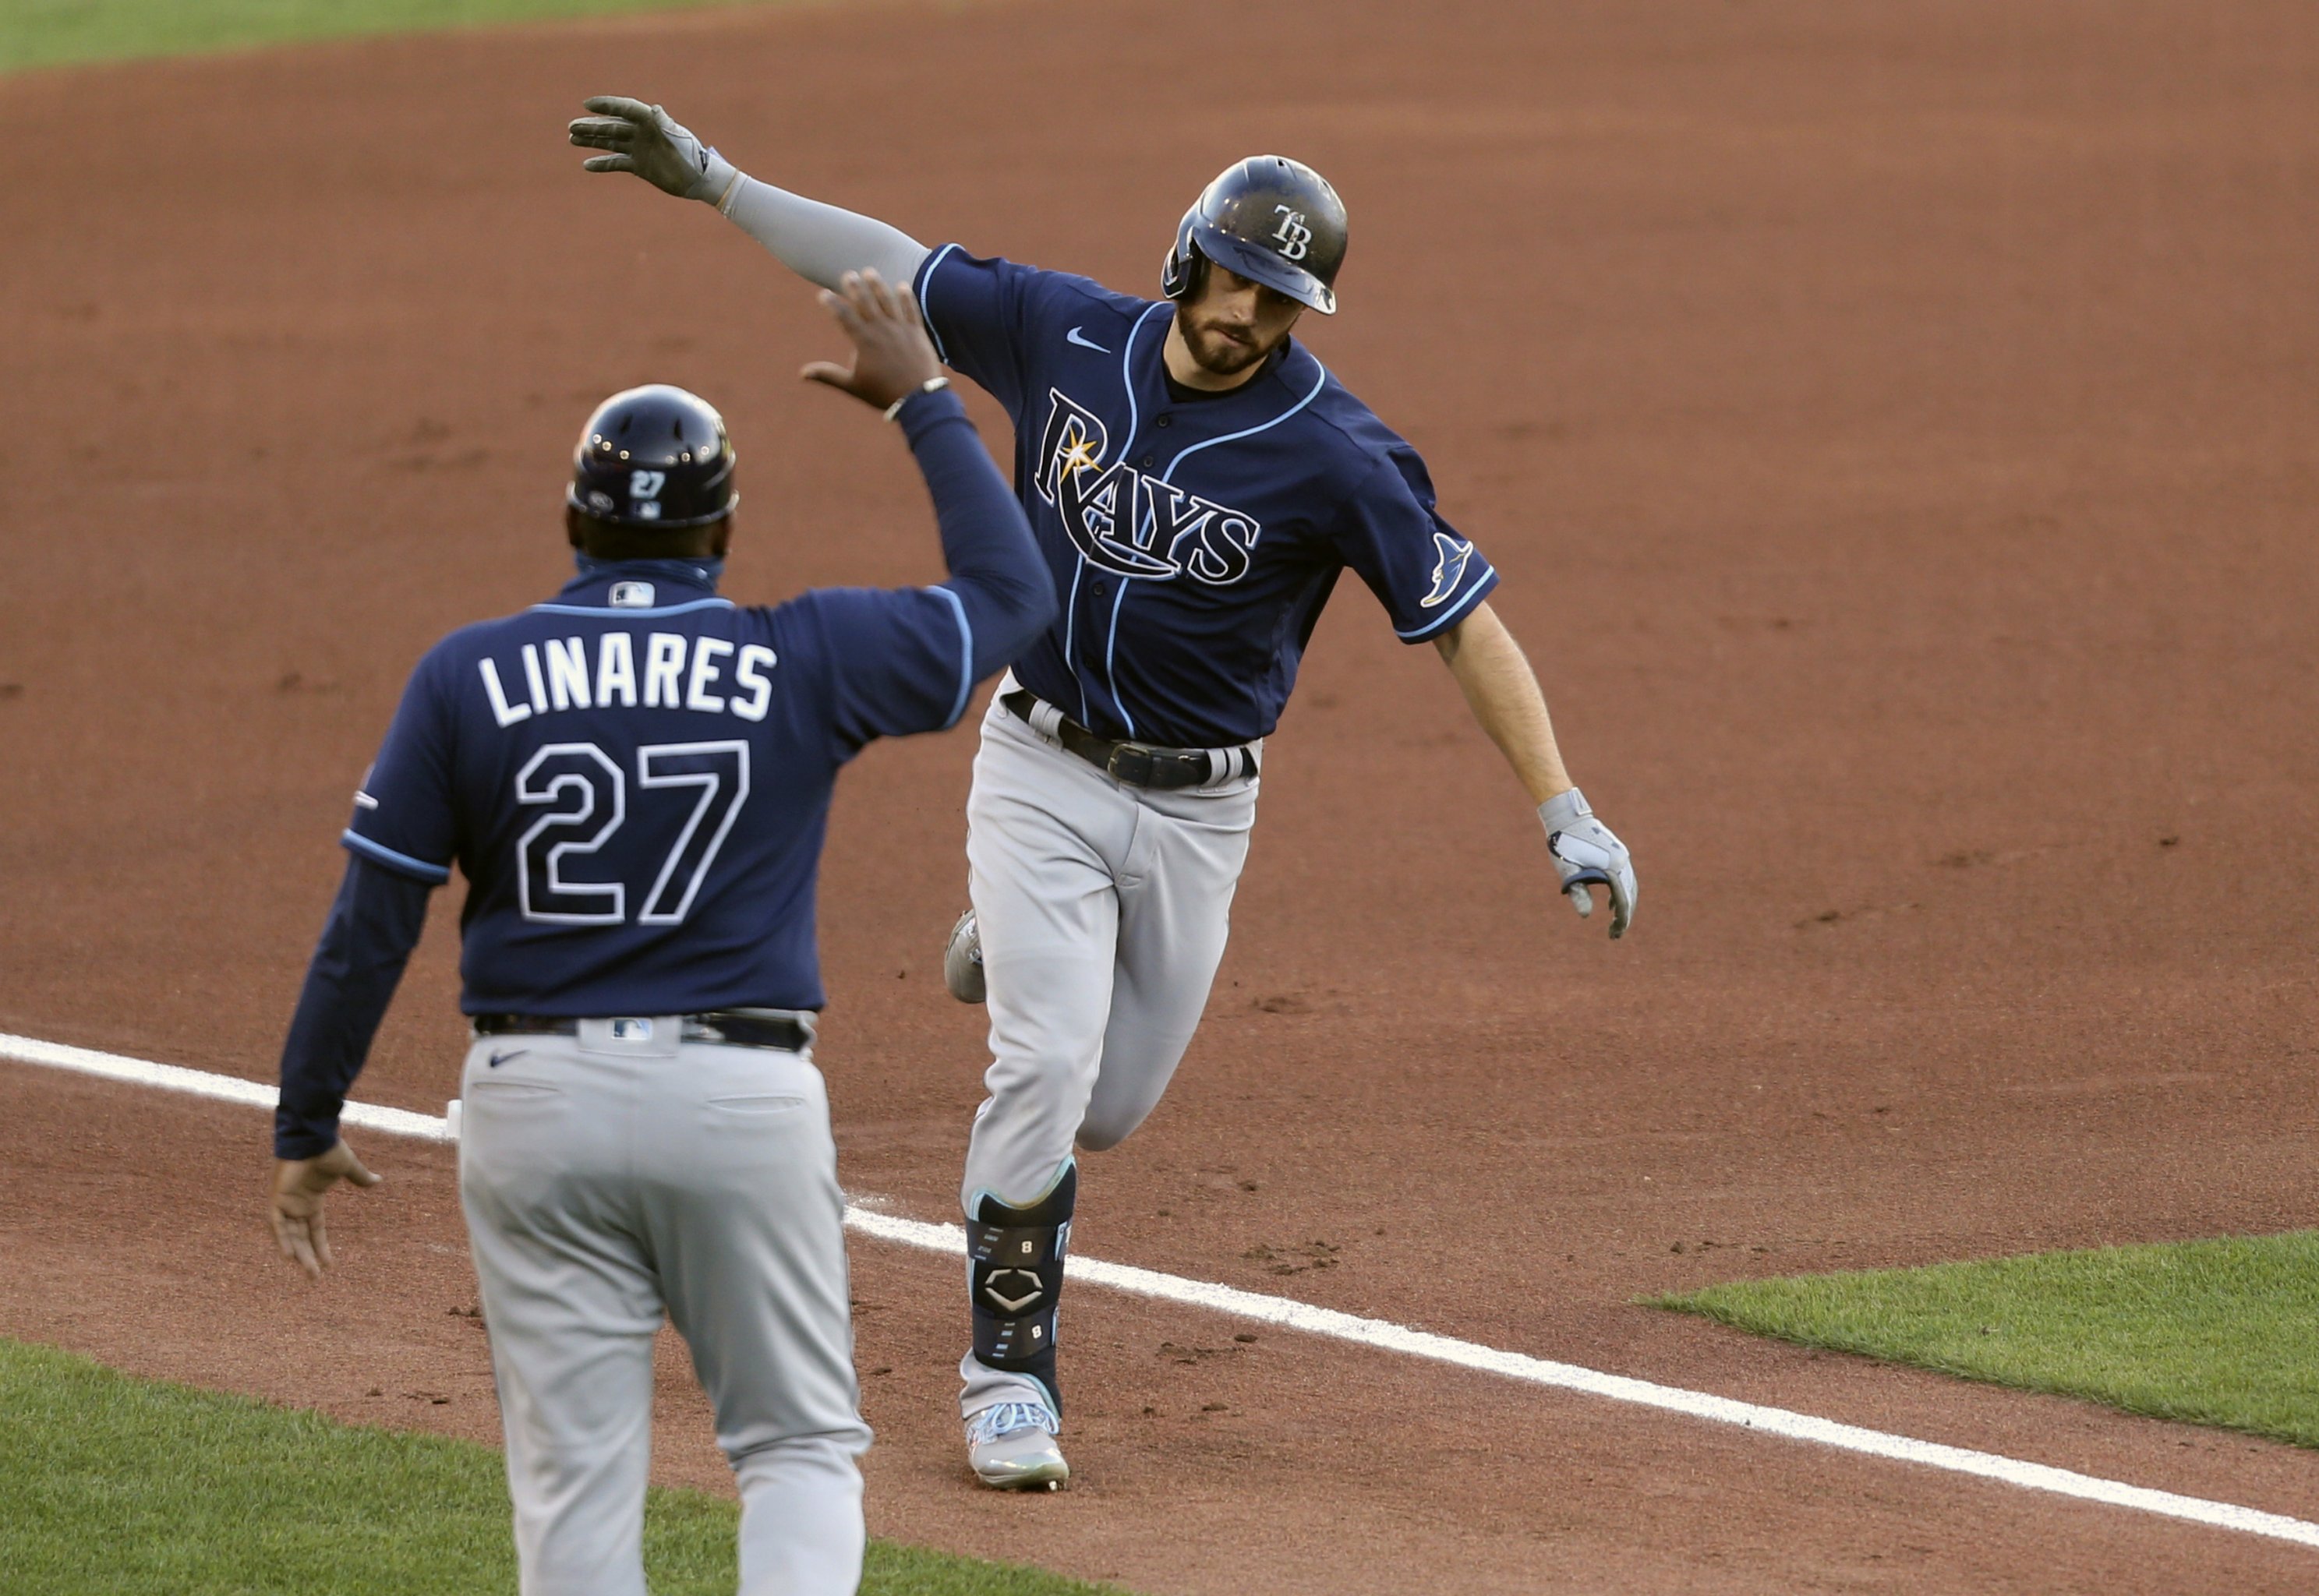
[
  {"x1": 913, "y1": 245, "x2": 1498, "y2": 747},
  {"x1": 1035, "y1": 390, "x2": 1260, "y2": 585}
]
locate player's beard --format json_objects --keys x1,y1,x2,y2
[{"x1": 1176, "y1": 307, "x2": 1274, "y2": 376}]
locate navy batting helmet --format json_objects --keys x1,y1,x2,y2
[
  {"x1": 1161, "y1": 155, "x2": 1348, "y2": 315},
  {"x1": 567, "y1": 384, "x2": 737, "y2": 529}
]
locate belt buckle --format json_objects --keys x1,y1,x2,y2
[{"x1": 1105, "y1": 743, "x2": 1156, "y2": 786}]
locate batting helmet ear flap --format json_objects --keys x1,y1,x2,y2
[{"x1": 1159, "y1": 205, "x2": 1207, "y2": 303}]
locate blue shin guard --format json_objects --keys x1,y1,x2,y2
[{"x1": 967, "y1": 1163, "x2": 1076, "y2": 1414}]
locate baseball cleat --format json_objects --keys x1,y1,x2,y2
[
  {"x1": 965, "y1": 1400, "x2": 1069, "y2": 1491},
  {"x1": 943, "y1": 910, "x2": 986, "y2": 1005}
]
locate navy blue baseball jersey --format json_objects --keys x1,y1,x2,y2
[
  {"x1": 912, "y1": 246, "x2": 1498, "y2": 748},
  {"x1": 345, "y1": 557, "x2": 964, "y2": 1015},
  {"x1": 339, "y1": 387, "x2": 1046, "y2": 1022},
  {"x1": 274, "y1": 387, "x2": 1053, "y2": 1159}
]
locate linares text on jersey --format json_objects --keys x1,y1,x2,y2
[{"x1": 480, "y1": 630, "x2": 776, "y2": 728}]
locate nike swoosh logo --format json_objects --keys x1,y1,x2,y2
[
  {"x1": 1066, "y1": 326, "x2": 1111, "y2": 353},
  {"x1": 486, "y1": 1050, "x2": 527, "y2": 1069}
]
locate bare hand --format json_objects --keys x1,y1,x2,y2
[
  {"x1": 801, "y1": 270, "x2": 943, "y2": 411},
  {"x1": 567, "y1": 96, "x2": 732, "y2": 202},
  {"x1": 270, "y1": 1139, "x2": 381, "y2": 1280}
]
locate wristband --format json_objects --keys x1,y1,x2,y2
[
  {"x1": 689, "y1": 145, "x2": 741, "y2": 207},
  {"x1": 885, "y1": 376, "x2": 951, "y2": 422},
  {"x1": 1537, "y1": 786, "x2": 1591, "y2": 831}
]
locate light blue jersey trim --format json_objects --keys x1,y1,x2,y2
[
  {"x1": 1119, "y1": 302, "x2": 1165, "y2": 445},
  {"x1": 928, "y1": 584, "x2": 974, "y2": 728},
  {"x1": 341, "y1": 829, "x2": 452, "y2": 885},
  {"x1": 1103, "y1": 580, "x2": 1136, "y2": 736},
  {"x1": 1083, "y1": 358, "x2": 1331, "y2": 735},
  {"x1": 1161, "y1": 361, "x2": 1330, "y2": 484},
  {"x1": 917, "y1": 243, "x2": 962, "y2": 366},
  {"x1": 1059, "y1": 562, "x2": 1092, "y2": 726},
  {"x1": 1394, "y1": 560, "x2": 1497, "y2": 640},
  {"x1": 1074, "y1": 303, "x2": 1169, "y2": 733},
  {"x1": 527, "y1": 596, "x2": 734, "y2": 620}
]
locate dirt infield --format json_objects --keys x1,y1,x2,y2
[{"x1": 5, "y1": 0, "x2": 2317, "y2": 1590}]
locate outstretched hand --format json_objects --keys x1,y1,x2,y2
[
  {"x1": 1540, "y1": 788, "x2": 1637, "y2": 939},
  {"x1": 801, "y1": 270, "x2": 944, "y2": 411},
  {"x1": 270, "y1": 1139, "x2": 381, "y2": 1280},
  {"x1": 567, "y1": 96, "x2": 734, "y2": 203}
]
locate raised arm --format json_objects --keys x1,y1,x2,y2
[
  {"x1": 567, "y1": 97, "x2": 929, "y2": 291},
  {"x1": 804, "y1": 268, "x2": 1055, "y2": 715},
  {"x1": 1435, "y1": 601, "x2": 1638, "y2": 937},
  {"x1": 804, "y1": 269, "x2": 1052, "y2": 670}
]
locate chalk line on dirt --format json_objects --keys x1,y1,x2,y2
[{"x1": 6, "y1": 1029, "x2": 2316, "y2": 1552}]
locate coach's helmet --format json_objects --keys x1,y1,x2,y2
[
  {"x1": 1161, "y1": 155, "x2": 1348, "y2": 315},
  {"x1": 567, "y1": 384, "x2": 738, "y2": 529}
]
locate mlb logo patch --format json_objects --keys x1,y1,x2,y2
[
  {"x1": 610, "y1": 581, "x2": 656, "y2": 609},
  {"x1": 609, "y1": 1018, "x2": 653, "y2": 1042}
]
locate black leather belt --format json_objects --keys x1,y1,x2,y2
[
  {"x1": 1001, "y1": 690, "x2": 1255, "y2": 790},
  {"x1": 472, "y1": 1010, "x2": 813, "y2": 1053}
]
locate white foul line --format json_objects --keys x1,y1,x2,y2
[{"x1": 5, "y1": 1029, "x2": 2316, "y2": 1552}]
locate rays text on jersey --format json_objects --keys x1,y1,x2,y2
[
  {"x1": 478, "y1": 632, "x2": 779, "y2": 728},
  {"x1": 1033, "y1": 390, "x2": 1261, "y2": 585}
]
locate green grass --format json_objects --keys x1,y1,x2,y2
[
  {"x1": 0, "y1": 1339, "x2": 1124, "y2": 1595},
  {"x1": 0, "y1": 0, "x2": 800, "y2": 74},
  {"x1": 1652, "y1": 1230, "x2": 2319, "y2": 1448}
]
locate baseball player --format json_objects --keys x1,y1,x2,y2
[
  {"x1": 266, "y1": 274, "x2": 1054, "y2": 1593},
  {"x1": 569, "y1": 100, "x2": 1638, "y2": 1492}
]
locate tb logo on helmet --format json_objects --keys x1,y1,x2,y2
[
  {"x1": 1159, "y1": 154, "x2": 1348, "y2": 316},
  {"x1": 1271, "y1": 206, "x2": 1313, "y2": 262}
]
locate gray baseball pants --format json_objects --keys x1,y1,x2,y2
[
  {"x1": 956, "y1": 683, "x2": 1259, "y2": 1418},
  {"x1": 458, "y1": 1020, "x2": 871, "y2": 1596}
]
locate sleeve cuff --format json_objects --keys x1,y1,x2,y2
[
  {"x1": 913, "y1": 242, "x2": 963, "y2": 365},
  {"x1": 896, "y1": 383, "x2": 970, "y2": 440},
  {"x1": 273, "y1": 1107, "x2": 341, "y2": 1161},
  {"x1": 926, "y1": 584, "x2": 974, "y2": 728},
  {"x1": 1394, "y1": 563, "x2": 1499, "y2": 641}
]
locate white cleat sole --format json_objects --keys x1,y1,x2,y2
[
  {"x1": 966, "y1": 1416, "x2": 1069, "y2": 1491},
  {"x1": 972, "y1": 1452, "x2": 1069, "y2": 1492}
]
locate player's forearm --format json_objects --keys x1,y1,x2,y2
[
  {"x1": 274, "y1": 857, "x2": 433, "y2": 1160},
  {"x1": 716, "y1": 175, "x2": 930, "y2": 292},
  {"x1": 898, "y1": 388, "x2": 1058, "y2": 673},
  {"x1": 1435, "y1": 601, "x2": 1573, "y2": 804}
]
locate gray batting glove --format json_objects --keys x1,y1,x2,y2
[
  {"x1": 1539, "y1": 787, "x2": 1636, "y2": 939},
  {"x1": 567, "y1": 96, "x2": 737, "y2": 203}
]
